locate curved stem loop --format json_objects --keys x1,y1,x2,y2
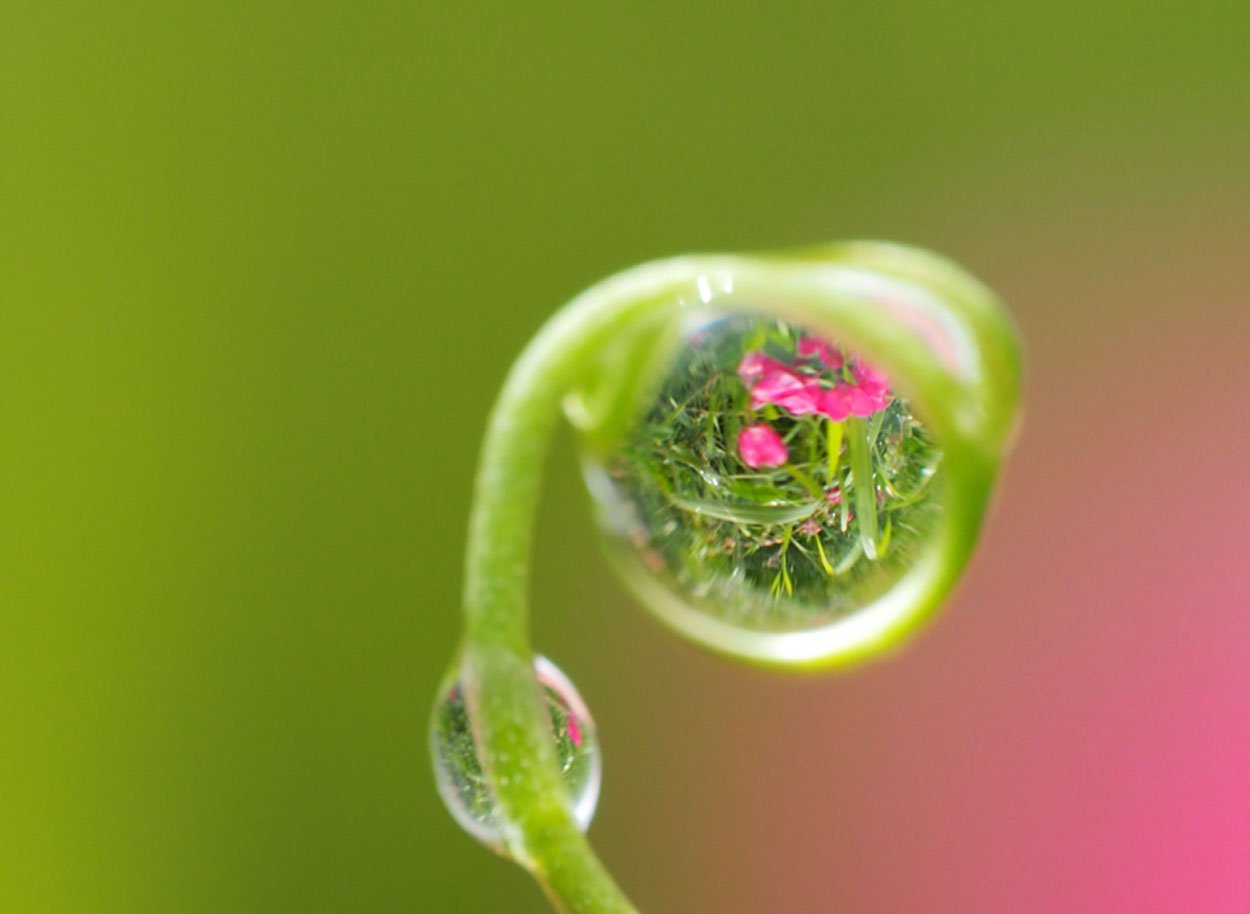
[{"x1": 450, "y1": 244, "x2": 1022, "y2": 914}]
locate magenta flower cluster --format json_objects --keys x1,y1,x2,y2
[
  {"x1": 739, "y1": 337, "x2": 890, "y2": 421},
  {"x1": 736, "y1": 335, "x2": 892, "y2": 470}
]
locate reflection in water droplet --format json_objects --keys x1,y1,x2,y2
[
  {"x1": 430, "y1": 655, "x2": 601, "y2": 852},
  {"x1": 586, "y1": 313, "x2": 943, "y2": 640}
]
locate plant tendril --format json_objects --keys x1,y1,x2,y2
[{"x1": 435, "y1": 242, "x2": 1022, "y2": 914}]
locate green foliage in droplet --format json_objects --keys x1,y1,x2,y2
[
  {"x1": 434, "y1": 682, "x2": 592, "y2": 832},
  {"x1": 603, "y1": 315, "x2": 942, "y2": 629},
  {"x1": 434, "y1": 686, "x2": 497, "y2": 829}
]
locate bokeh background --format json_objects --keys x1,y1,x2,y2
[{"x1": 3, "y1": 3, "x2": 1248, "y2": 912}]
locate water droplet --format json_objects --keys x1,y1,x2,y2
[
  {"x1": 430, "y1": 655, "x2": 601, "y2": 851},
  {"x1": 583, "y1": 313, "x2": 943, "y2": 659}
]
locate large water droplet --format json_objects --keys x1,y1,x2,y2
[
  {"x1": 584, "y1": 313, "x2": 943, "y2": 654},
  {"x1": 430, "y1": 655, "x2": 601, "y2": 851}
]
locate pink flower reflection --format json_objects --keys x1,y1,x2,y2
[
  {"x1": 738, "y1": 340, "x2": 894, "y2": 421},
  {"x1": 797, "y1": 335, "x2": 843, "y2": 370},
  {"x1": 738, "y1": 423, "x2": 789, "y2": 469},
  {"x1": 750, "y1": 369, "x2": 823, "y2": 416}
]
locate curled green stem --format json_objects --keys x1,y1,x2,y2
[{"x1": 450, "y1": 243, "x2": 1021, "y2": 914}]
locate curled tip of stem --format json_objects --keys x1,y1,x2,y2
[{"x1": 439, "y1": 242, "x2": 1022, "y2": 913}]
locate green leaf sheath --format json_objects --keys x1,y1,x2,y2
[{"x1": 847, "y1": 416, "x2": 879, "y2": 560}]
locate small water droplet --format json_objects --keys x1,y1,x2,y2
[
  {"x1": 430, "y1": 655, "x2": 601, "y2": 851},
  {"x1": 584, "y1": 313, "x2": 943, "y2": 657}
]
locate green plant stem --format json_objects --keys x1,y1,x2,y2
[
  {"x1": 461, "y1": 269, "x2": 690, "y2": 913},
  {"x1": 453, "y1": 245, "x2": 1021, "y2": 914},
  {"x1": 847, "y1": 416, "x2": 879, "y2": 559},
  {"x1": 786, "y1": 462, "x2": 824, "y2": 499},
  {"x1": 826, "y1": 418, "x2": 844, "y2": 485}
]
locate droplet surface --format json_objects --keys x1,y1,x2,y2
[
  {"x1": 585, "y1": 313, "x2": 943, "y2": 643},
  {"x1": 430, "y1": 655, "x2": 601, "y2": 851}
]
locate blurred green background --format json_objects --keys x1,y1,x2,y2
[{"x1": 3, "y1": 3, "x2": 1248, "y2": 913}]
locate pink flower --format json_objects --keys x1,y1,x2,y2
[
  {"x1": 738, "y1": 423, "x2": 789, "y2": 469},
  {"x1": 834, "y1": 358, "x2": 892, "y2": 417},
  {"x1": 738, "y1": 344, "x2": 892, "y2": 420},
  {"x1": 797, "y1": 335, "x2": 843, "y2": 370},
  {"x1": 740, "y1": 350, "x2": 823, "y2": 415},
  {"x1": 825, "y1": 485, "x2": 842, "y2": 505},
  {"x1": 566, "y1": 714, "x2": 583, "y2": 747},
  {"x1": 799, "y1": 520, "x2": 822, "y2": 536},
  {"x1": 750, "y1": 368, "x2": 823, "y2": 416},
  {"x1": 847, "y1": 384, "x2": 888, "y2": 417},
  {"x1": 851, "y1": 359, "x2": 890, "y2": 396},
  {"x1": 816, "y1": 385, "x2": 851, "y2": 421},
  {"x1": 737, "y1": 351, "x2": 787, "y2": 385}
]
